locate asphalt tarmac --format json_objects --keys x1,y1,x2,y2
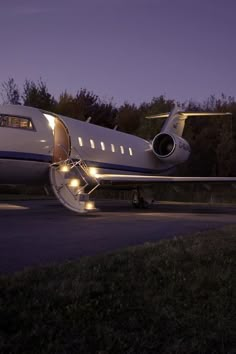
[{"x1": 0, "y1": 199, "x2": 236, "y2": 274}]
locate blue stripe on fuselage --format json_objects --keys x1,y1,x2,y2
[
  {"x1": 0, "y1": 150, "x2": 174, "y2": 175},
  {"x1": 0, "y1": 151, "x2": 52, "y2": 163},
  {"x1": 83, "y1": 159, "x2": 174, "y2": 175}
]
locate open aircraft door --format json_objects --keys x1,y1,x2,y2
[
  {"x1": 46, "y1": 114, "x2": 97, "y2": 213},
  {"x1": 52, "y1": 118, "x2": 71, "y2": 163}
]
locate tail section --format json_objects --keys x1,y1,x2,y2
[{"x1": 146, "y1": 103, "x2": 231, "y2": 137}]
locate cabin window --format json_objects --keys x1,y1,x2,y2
[
  {"x1": 101, "y1": 141, "x2": 105, "y2": 151},
  {"x1": 129, "y1": 147, "x2": 133, "y2": 156},
  {"x1": 90, "y1": 139, "x2": 95, "y2": 149},
  {"x1": 120, "y1": 145, "x2": 124, "y2": 154},
  {"x1": 0, "y1": 115, "x2": 34, "y2": 130},
  {"x1": 78, "y1": 137, "x2": 83, "y2": 147},
  {"x1": 111, "y1": 143, "x2": 115, "y2": 152}
]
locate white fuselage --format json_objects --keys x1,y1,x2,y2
[
  {"x1": 0, "y1": 105, "x2": 174, "y2": 185},
  {"x1": 2, "y1": 104, "x2": 235, "y2": 214}
]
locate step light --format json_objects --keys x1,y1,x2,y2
[
  {"x1": 59, "y1": 164, "x2": 70, "y2": 173},
  {"x1": 85, "y1": 201, "x2": 95, "y2": 210},
  {"x1": 89, "y1": 167, "x2": 98, "y2": 177},
  {"x1": 68, "y1": 178, "x2": 80, "y2": 188}
]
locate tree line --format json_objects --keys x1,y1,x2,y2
[{"x1": 1, "y1": 77, "x2": 236, "y2": 177}]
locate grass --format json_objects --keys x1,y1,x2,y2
[{"x1": 0, "y1": 226, "x2": 235, "y2": 354}]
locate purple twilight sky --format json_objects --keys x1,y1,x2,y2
[{"x1": 0, "y1": 0, "x2": 236, "y2": 107}]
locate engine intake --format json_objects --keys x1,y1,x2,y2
[
  {"x1": 152, "y1": 133, "x2": 191, "y2": 164},
  {"x1": 152, "y1": 133, "x2": 175, "y2": 157}
]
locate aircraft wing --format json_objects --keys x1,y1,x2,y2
[{"x1": 96, "y1": 174, "x2": 236, "y2": 183}]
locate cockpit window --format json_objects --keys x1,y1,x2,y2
[{"x1": 0, "y1": 115, "x2": 34, "y2": 130}]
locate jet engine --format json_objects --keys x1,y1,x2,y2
[{"x1": 152, "y1": 132, "x2": 191, "y2": 164}]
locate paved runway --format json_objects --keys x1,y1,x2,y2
[{"x1": 0, "y1": 199, "x2": 236, "y2": 273}]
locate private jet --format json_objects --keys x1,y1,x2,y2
[{"x1": 0, "y1": 103, "x2": 235, "y2": 213}]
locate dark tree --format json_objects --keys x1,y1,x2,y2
[
  {"x1": 117, "y1": 103, "x2": 140, "y2": 133},
  {"x1": 22, "y1": 79, "x2": 56, "y2": 111},
  {"x1": 55, "y1": 91, "x2": 78, "y2": 118},
  {"x1": 1, "y1": 78, "x2": 21, "y2": 104},
  {"x1": 55, "y1": 88, "x2": 117, "y2": 128}
]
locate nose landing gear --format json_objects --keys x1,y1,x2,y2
[{"x1": 132, "y1": 187, "x2": 149, "y2": 209}]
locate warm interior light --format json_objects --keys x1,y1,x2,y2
[
  {"x1": 90, "y1": 139, "x2": 95, "y2": 149},
  {"x1": 68, "y1": 178, "x2": 80, "y2": 188},
  {"x1": 43, "y1": 113, "x2": 55, "y2": 132},
  {"x1": 89, "y1": 167, "x2": 98, "y2": 177},
  {"x1": 85, "y1": 201, "x2": 95, "y2": 210},
  {"x1": 78, "y1": 137, "x2": 83, "y2": 147},
  {"x1": 59, "y1": 164, "x2": 70, "y2": 173}
]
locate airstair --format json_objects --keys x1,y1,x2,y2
[{"x1": 49, "y1": 145, "x2": 100, "y2": 213}]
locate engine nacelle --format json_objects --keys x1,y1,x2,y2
[{"x1": 152, "y1": 132, "x2": 191, "y2": 164}]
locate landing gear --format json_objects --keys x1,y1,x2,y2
[{"x1": 132, "y1": 187, "x2": 149, "y2": 209}]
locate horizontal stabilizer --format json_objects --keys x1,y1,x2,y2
[
  {"x1": 146, "y1": 111, "x2": 232, "y2": 120},
  {"x1": 145, "y1": 104, "x2": 232, "y2": 137}
]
